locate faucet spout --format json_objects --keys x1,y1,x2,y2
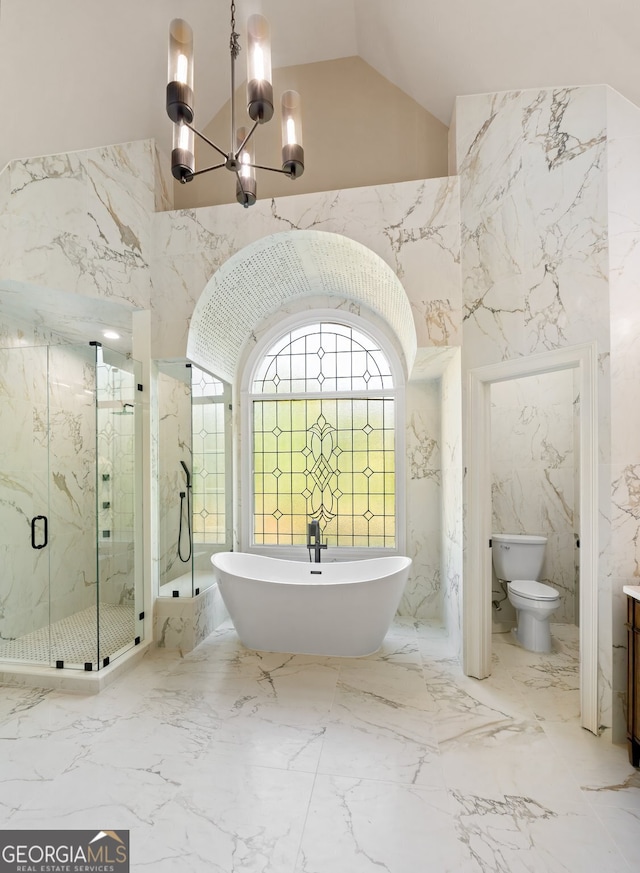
[{"x1": 306, "y1": 519, "x2": 327, "y2": 563}]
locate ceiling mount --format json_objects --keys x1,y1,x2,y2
[{"x1": 166, "y1": 1, "x2": 305, "y2": 208}]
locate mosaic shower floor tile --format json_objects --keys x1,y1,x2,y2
[{"x1": 0, "y1": 603, "x2": 135, "y2": 666}]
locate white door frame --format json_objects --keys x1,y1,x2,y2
[{"x1": 463, "y1": 342, "x2": 599, "y2": 735}]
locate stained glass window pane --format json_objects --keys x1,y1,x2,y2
[
  {"x1": 192, "y1": 367, "x2": 224, "y2": 398},
  {"x1": 253, "y1": 397, "x2": 395, "y2": 547},
  {"x1": 192, "y1": 366, "x2": 227, "y2": 544},
  {"x1": 252, "y1": 323, "x2": 394, "y2": 394},
  {"x1": 251, "y1": 322, "x2": 396, "y2": 549}
]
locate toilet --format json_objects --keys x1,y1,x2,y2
[{"x1": 491, "y1": 533, "x2": 560, "y2": 653}]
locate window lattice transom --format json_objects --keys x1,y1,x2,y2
[{"x1": 252, "y1": 323, "x2": 394, "y2": 394}]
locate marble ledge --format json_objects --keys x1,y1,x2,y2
[{"x1": 623, "y1": 585, "x2": 640, "y2": 602}]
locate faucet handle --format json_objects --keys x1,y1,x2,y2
[{"x1": 308, "y1": 519, "x2": 321, "y2": 538}]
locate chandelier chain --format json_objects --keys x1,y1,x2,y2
[{"x1": 230, "y1": 0, "x2": 240, "y2": 59}]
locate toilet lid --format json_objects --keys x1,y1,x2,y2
[{"x1": 509, "y1": 579, "x2": 559, "y2": 601}]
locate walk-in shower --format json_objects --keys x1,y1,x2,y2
[
  {"x1": 156, "y1": 361, "x2": 232, "y2": 598},
  {"x1": 0, "y1": 341, "x2": 144, "y2": 670}
]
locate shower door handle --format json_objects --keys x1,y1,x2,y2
[{"x1": 31, "y1": 515, "x2": 48, "y2": 550}]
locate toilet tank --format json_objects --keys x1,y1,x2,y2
[{"x1": 491, "y1": 533, "x2": 547, "y2": 581}]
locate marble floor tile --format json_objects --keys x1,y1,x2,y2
[
  {"x1": 317, "y1": 682, "x2": 443, "y2": 787},
  {"x1": 3, "y1": 735, "x2": 91, "y2": 784},
  {"x1": 440, "y1": 724, "x2": 587, "y2": 808},
  {"x1": 0, "y1": 685, "x2": 53, "y2": 727},
  {"x1": 169, "y1": 646, "x2": 341, "y2": 702},
  {"x1": 593, "y1": 805, "x2": 640, "y2": 869},
  {"x1": 120, "y1": 756, "x2": 316, "y2": 873},
  {"x1": 296, "y1": 775, "x2": 464, "y2": 873},
  {"x1": 0, "y1": 620, "x2": 638, "y2": 872},
  {"x1": 336, "y1": 656, "x2": 431, "y2": 709},
  {"x1": 579, "y1": 764, "x2": 640, "y2": 810},
  {"x1": 542, "y1": 718, "x2": 640, "y2": 807},
  {"x1": 450, "y1": 793, "x2": 630, "y2": 873},
  {"x1": 351, "y1": 635, "x2": 423, "y2": 666}
]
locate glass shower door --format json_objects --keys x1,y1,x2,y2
[
  {"x1": 95, "y1": 344, "x2": 143, "y2": 667},
  {"x1": 156, "y1": 361, "x2": 232, "y2": 599},
  {"x1": 46, "y1": 343, "x2": 100, "y2": 668},
  {"x1": 0, "y1": 345, "x2": 52, "y2": 665}
]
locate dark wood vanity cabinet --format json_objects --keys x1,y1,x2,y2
[{"x1": 628, "y1": 595, "x2": 640, "y2": 767}]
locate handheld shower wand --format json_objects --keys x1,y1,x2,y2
[
  {"x1": 180, "y1": 460, "x2": 192, "y2": 489},
  {"x1": 178, "y1": 460, "x2": 192, "y2": 562}
]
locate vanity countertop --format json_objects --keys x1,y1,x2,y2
[{"x1": 623, "y1": 586, "x2": 640, "y2": 602}]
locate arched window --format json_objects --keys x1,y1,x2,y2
[{"x1": 246, "y1": 317, "x2": 401, "y2": 551}]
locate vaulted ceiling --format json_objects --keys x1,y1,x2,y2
[{"x1": 1, "y1": 0, "x2": 639, "y2": 173}]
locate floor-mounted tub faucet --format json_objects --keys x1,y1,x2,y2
[{"x1": 307, "y1": 519, "x2": 327, "y2": 563}]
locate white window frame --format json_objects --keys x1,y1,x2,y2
[{"x1": 240, "y1": 309, "x2": 406, "y2": 560}]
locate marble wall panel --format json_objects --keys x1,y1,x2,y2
[
  {"x1": 150, "y1": 252, "x2": 220, "y2": 361},
  {"x1": 0, "y1": 165, "x2": 12, "y2": 278},
  {"x1": 456, "y1": 87, "x2": 609, "y2": 368},
  {"x1": 156, "y1": 369, "x2": 193, "y2": 587},
  {"x1": 151, "y1": 176, "x2": 462, "y2": 361},
  {"x1": 441, "y1": 352, "x2": 463, "y2": 652},
  {"x1": 400, "y1": 380, "x2": 442, "y2": 618},
  {"x1": 519, "y1": 91, "x2": 609, "y2": 356},
  {"x1": 0, "y1": 140, "x2": 155, "y2": 310}
]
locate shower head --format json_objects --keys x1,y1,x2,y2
[{"x1": 180, "y1": 460, "x2": 192, "y2": 488}]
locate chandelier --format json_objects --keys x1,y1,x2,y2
[{"x1": 166, "y1": 1, "x2": 304, "y2": 207}]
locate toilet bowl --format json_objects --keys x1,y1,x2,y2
[
  {"x1": 507, "y1": 579, "x2": 560, "y2": 653},
  {"x1": 492, "y1": 533, "x2": 560, "y2": 653}
]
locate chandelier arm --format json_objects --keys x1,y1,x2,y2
[
  {"x1": 235, "y1": 120, "x2": 260, "y2": 157},
  {"x1": 249, "y1": 163, "x2": 296, "y2": 177},
  {"x1": 186, "y1": 123, "x2": 228, "y2": 161},
  {"x1": 187, "y1": 162, "x2": 227, "y2": 178}
]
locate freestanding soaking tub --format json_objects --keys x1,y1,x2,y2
[{"x1": 211, "y1": 552, "x2": 412, "y2": 656}]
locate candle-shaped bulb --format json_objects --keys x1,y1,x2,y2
[
  {"x1": 167, "y1": 19, "x2": 194, "y2": 123},
  {"x1": 281, "y1": 91, "x2": 304, "y2": 179},
  {"x1": 235, "y1": 127, "x2": 257, "y2": 207},
  {"x1": 247, "y1": 15, "x2": 274, "y2": 123}
]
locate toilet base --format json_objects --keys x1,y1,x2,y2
[{"x1": 513, "y1": 610, "x2": 553, "y2": 653}]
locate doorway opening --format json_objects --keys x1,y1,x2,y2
[{"x1": 464, "y1": 343, "x2": 598, "y2": 734}]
